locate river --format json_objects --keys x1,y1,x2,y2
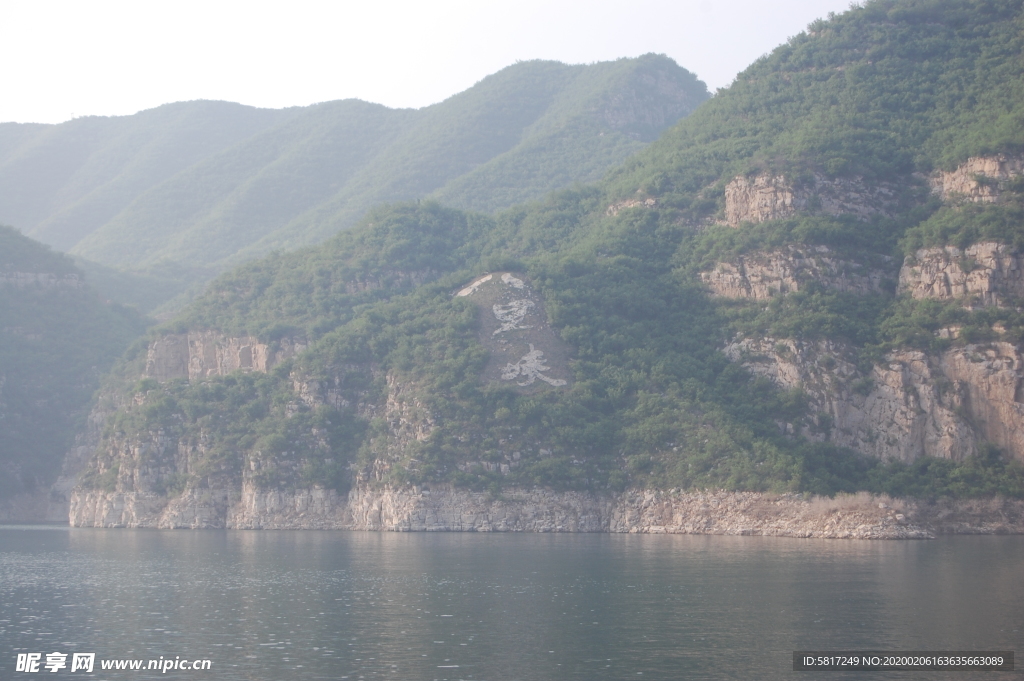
[{"x1": 1, "y1": 527, "x2": 1020, "y2": 680}]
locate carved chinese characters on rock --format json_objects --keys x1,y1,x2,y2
[
  {"x1": 456, "y1": 272, "x2": 569, "y2": 390},
  {"x1": 501, "y1": 344, "x2": 567, "y2": 387}
]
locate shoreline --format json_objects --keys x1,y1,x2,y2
[{"x1": 47, "y1": 485, "x2": 1024, "y2": 538}]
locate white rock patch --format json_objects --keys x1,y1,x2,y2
[
  {"x1": 501, "y1": 273, "x2": 525, "y2": 288},
  {"x1": 456, "y1": 274, "x2": 493, "y2": 297},
  {"x1": 502, "y1": 344, "x2": 567, "y2": 387},
  {"x1": 492, "y1": 299, "x2": 535, "y2": 334}
]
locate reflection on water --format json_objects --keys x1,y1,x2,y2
[{"x1": 1, "y1": 528, "x2": 1021, "y2": 680}]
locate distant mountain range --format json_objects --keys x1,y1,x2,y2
[{"x1": 0, "y1": 55, "x2": 707, "y2": 311}]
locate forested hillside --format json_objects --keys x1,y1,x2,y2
[
  {"x1": 0, "y1": 226, "x2": 147, "y2": 507},
  {"x1": 0, "y1": 101, "x2": 294, "y2": 254},
  {"x1": 65, "y1": 0, "x2": 1024, "y2": 528},
  {"x1": 0, "y1": 56, "x2": 707, "y2": 312}
]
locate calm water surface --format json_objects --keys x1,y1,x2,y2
[{"x1": 1, "y1": 527, "x2": 1021, "y2": 680}]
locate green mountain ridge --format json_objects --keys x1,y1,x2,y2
[
  {"x1": 1, "y1": 56, "x2": 707, "y2": 314},
  {"x1": 0, "y1": 101, "x2": 296, "y2": 252}
]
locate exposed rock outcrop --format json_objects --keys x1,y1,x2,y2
[
  {"x1": 725, "y1": 338, "x2": 975, "y2": 461},
  {"x1": 701, "y1": 245, "x2": 891, "y2": 299},
  {"x1": 724, "y1": 174, "x2": 799, "y2": 225},
  {"x1": 47, "y1": 396, "x2": 122, "y2": 520},
  {"x1": 931, "y1": 154, "x2": 1024, "y2": 203},
  {"x1": 939, "y1": 343, "x2": 1024, "y2": 461},
  {"x1": 898, "y1": 242, "x2": 1024, "y2": 305},
  {"x1": 144, "y1": 332, "x2": 307, "y2": 382},
  {"x1": 726, "y1": 336, "x2": 1024, "y2": 462},
  {"x1": 457, "y1": 272, "x2": 571, "y2": 391},
  {"x1": 606, "y1": 195, "x2": 657, "y2": 216},
  {"x1": 68, "y1": 487, "x2": 239, "y2": 529},
  {"x1": 723, "y1": 173, "x2": 896, "y2": 226},
  {"x1": 66, "y1": 483, "x2": 1024, "y2": 537}
]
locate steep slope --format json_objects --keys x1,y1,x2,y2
[
  {"x1": 0, "y1": 56, "x2": 707, "y2": 298},
  {"x1": 71, "y1": 100, "x2": 416, "y2": 272},
  {"x1": 66, "y1": 0, "x2": 1024, "y2": 528},
  {"x1": 0, "y1": 226, "x2": 148, "y2": 518},
  {"x1": 75, "y1": 56, "x2": 707, "y2": 274}
]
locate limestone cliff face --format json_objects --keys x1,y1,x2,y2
[
  {"x1": 69, "y1": 487, "x2": 239, "y2": 529},
  {"x1": 723, "y1": 173, "x2": 896, "y2": 226},
  {"x1": 931, "y1": 154, "x2": 1024, "y2": 203},
  {"x1": 701, "y1": 245, "x2": 891, "y2": 299},
  {"x1": 939, "y1": 343, "x2": 1024, "y2": 461},
  {"x1": 898, "y1": 242, "x2": 1024, "y2": 305},
  {"x1": 67, "y1": 361, "x2": 440, "y2": 527},
  {"x1": 351, "y1": 371, "x2": 437, "y2": 483},
  {"x1": 63, "y1": 482, "x2": 1024, "y2": 536},
  {"x1": 725, "y1": 336, "x2": 1024, "y2": 463},
  {"x1": 725, "y1": 338, "x2": 974, "y2": 461},
  {"x1": 144, "y1": 332, "x2": 307, "y2": 382},
  {"x1": 724, "y1": 174, "x2": 798, "y2": 225},
  {"x1": 66, "y1": 483, "x2": 934, "y2": 538}
]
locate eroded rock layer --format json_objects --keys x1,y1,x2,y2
[
  {"x1": 66, "y1": 484, "x2": 1024, "y2": 537},
  {"x1": 701, "y1": 245, "x2": 890, "y2": 299},
  {"x1": 723, "y1": 173, "x2": 896, "y2": 226},
  {"x1": 144, "y1": 332, "x2": 307, "y2": 382},
  {"x1": 898, "y1": 242, "x2": 1024, "y2": 305},
  {"x1": 930, "y1": 154, "x2": 1024, "y2": 203},
  {"x1": 725, "y1": 337, "x2": 1024, "y2": 463}
]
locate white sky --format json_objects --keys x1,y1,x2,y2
[{"x1": 1, "y1": 0, "x2": 854, "y2": 125}]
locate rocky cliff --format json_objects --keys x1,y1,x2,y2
[
  {"x1": 724, "y1": 336, "x2": 1024, "y2": 463},
  {"x1": 931, "y1": 154, "x2": 1024, "y2": 203},
  {"x1": 722, "y1": 173, "x2": 897, "y2": 226},
  {"x1": 69, "y1": 272, "x2": 574, "y2": 527},
  {"x1": 725, "y1": 338, "x2": 975, "y2": 461},
  {"x1": 144, "y1": 332, "x2": 307, "y2": 382},
  {"x1": 67, "y1": 483, "x2": 1024, "y2": 537},
  {"x1": 701, "y1": 245, "x2": 891, "y2": 299},
  {"x1": 898, "y1": 242, "x2": 1024, "y2": 305}
]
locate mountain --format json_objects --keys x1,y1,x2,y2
[
  {"x1": 0, "y1": 226, "x2": 148, "y2": 517},
  {"x1": 0, "y1": 56, "x2": 708, "y2": 313},
  {"x1": 0, "y1": 101, "x2": 296, "y2": 253},
  {"x1": 64, "y1": 0, "x2": 1024, "y2": 529}
]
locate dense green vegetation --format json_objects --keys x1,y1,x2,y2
[
  {"x1": 0, "y1": 102, "x2": 293, "y2": 253},
  {"x1": 902, "y1": 180, "x2": 1024, "y2": 253},
  {"x1": 606, "y1": 0, "x2": 1024, "y2": 208},
  {"x1": 83, "y1": 0, "x2": 1024, "y2": 501},
  {"x1": 1, "y1": 56, "x2": 706, "y2": 315},
  {"x1": 0, "y1": 226, "x2": 148, "y2": 499}
]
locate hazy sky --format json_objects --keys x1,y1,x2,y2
[{"x1": 1, "y1": 0, "x2": 854, "y2": 125}]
